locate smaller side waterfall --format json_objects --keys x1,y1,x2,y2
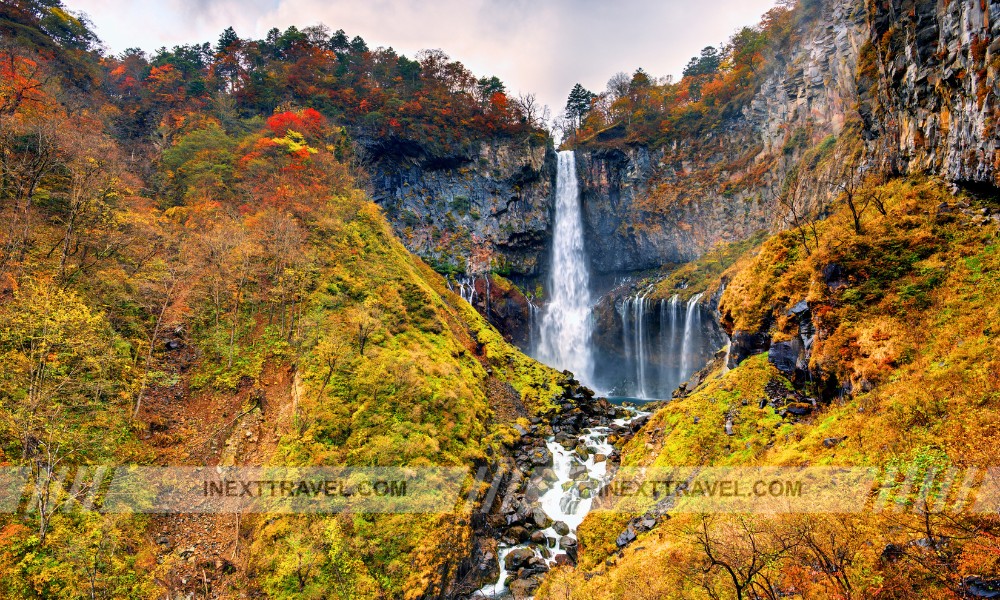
[
  {"x1": 680, "y1": 292, "x2": 705, "y2": 381},
  {"x1": 608, "y1": 290, "x2": 717, "y2": 399},
  {"x1": 633, "y1": 293, "x2": 648, "y2": 399},
  {"x1": 454, "y1": 275, "x2": 477, "y2": 306},
  {"x1": 660, "y1": 295, "x2": 680, "y2": 393}
]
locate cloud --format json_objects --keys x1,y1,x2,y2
[{"x1": 68, "y1": 0, "x2": 776, "y2": 115}]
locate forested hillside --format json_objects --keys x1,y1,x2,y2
[{"x1": 0, "y1": 2, "x2": 564, "y2": 597}]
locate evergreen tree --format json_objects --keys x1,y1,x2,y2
[
  {"x1": 683, "y1": 46, "x2": 721, "y2": 77},
  {"x1": 215, "y1": 26, "x2": 239, "y2": 53},
  {"x1": 565, "y1": 83, "x2": 595, "y2": 128}
]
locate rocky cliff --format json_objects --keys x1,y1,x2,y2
[
  {"x1": 576, "y1": 0, "x2": 1000, "y2": 276},
  {"x1": 365, "y1": 137, "x2": 556, "y2": 279},
  {"x1": 862, "y1": 0, "x2": 1000, "y2": 186}
]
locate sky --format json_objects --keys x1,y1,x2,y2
[{"x1": 68, "y1": 0, "x2": 778, "y2": 118}]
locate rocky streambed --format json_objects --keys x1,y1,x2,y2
[{"x1": 467, "y1": 380, "x2": 650, "y2": 599}]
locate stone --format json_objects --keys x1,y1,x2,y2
[
  {"x1": 964, "y1": 577, "x2": 1000, "y2": 599},
  {"x1": 553, "y1": 553, "x2": 574, "y2": 567},
  {"x1": 728, "y1": 330, "x2": 771, "y2": 368},
  {"x1": 531, "y1": 506, "x2": 552, "y2": 529},
  {"x1": 559, "y1": 536, "x2": 578, "y2": 561},
  {"x1": 509, "y1": 577, "x2": 541, "y2": 600},
  {"x1": 822, "y1": 436, "x2": 845, "y2": 448},
  {"x1": 785, "y1": 402, "x2": 812, "y2": 416},
  {"x1": 880, "y1": 543, "x2": 904, "y2": 564},
  {"x1": 616, "y1": 525, "x2": 637, "y2": 548},
  {"x1": 553, "y1": 521, "x2": 570, "y2": 536},
  {"x1": 504, "y1": 526, "x2": 530, "y2": 544},
  {"x1": 822, "y1": 263, "x2": 848, "y2": 290},
  {"x1": 725, "y1": 419, "x2": 734, "y2": 436},
  {"x1": 568, "y1": 462, "x2": 588, "y2": 480},
  {"x1": 529, "y1": 530, "x2": 546, "y2": 544},
  {"x1": 768, "y1": 339, "x2": 802, "y2": 376},
  {"x1": 788, "y1": 299, "x2": 809, "y2": 316},
  {"x1": 593, "y1": 453, "x2": 607, "y2": 463},
  {"x1": 530, "y1": 447, "x2": 552, "y2": 466},
  {"x1": 504, "y1": 547, "x2": 536, "y2": 571}
]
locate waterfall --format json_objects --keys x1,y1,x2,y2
[
  {"x1": 528, "y1": 301, "x2": 539, "y2": 353},
  {"x1": 456, "y1": 275, "x2": 477, "y2": 306},
  {"x1": 619, "y1": 296, "x2": 632, "y2": 386},
  {"x1": 536, "y1": 151, "x2": 594, "y2": 385},
  {"x1": 633, "y1": 293, "x2": 648, "y2": 399},
  {"x1": 661, "y1": 295, "x2": 679, "y2": 393},
  {"x1": 679, "y1": 292, "x2": 705, "y2": 382}
]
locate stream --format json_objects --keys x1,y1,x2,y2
[{"x1": 474, "y1": 408, "x2": 648, "y2": 598}]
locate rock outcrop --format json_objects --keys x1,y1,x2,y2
[{"x1": 366, "y1": 138, "x2": 556, "y2": 279}]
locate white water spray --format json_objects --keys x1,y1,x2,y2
[
  {"x1": 679, "y1": 292, "x2": 705, "y2": 382},
  {"x1": 536, "y1": 151, "x2": 594, "y2": 384}
]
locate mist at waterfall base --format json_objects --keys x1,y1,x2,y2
[{"x1": 593, "y1": 292, "x2": 725, "y2": 401}]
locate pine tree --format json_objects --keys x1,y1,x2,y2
[{"x1": 565, "y1": 83, "x2": 595, "y2": 128}]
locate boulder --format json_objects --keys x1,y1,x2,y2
[
  {"x1": 504, "y1": 526, "x2": 530, "y2": 544},
  {"x1": 728, "y1": 330, "x2": 771, "y2": 368},
  {"x1": 530, "y1": 447, "x2": 553, "y2": 466},
  {"x1": 531, "y1": 506, "x2": 552, "y2": 529},
  {"x1": 504, "y1": 547, "x2": 536, "y2": 571},
  {"x1": 768, "y1": 339, "x2": 802, "y2": 376},
  {"x1": 616, "y1": 525, "x2": 637, "y2": 548},
  {"x1": 880, "y1": 543, "x2": 904, "y2": 564},
  {"x1": 785, "y1": 402, "x2": 813, "y2": 417},
  {"x1": 553, "y1": 553, "x2": 574, "y2": 567},
  {"x1": 964, "y1": 577, "x2": 1000, "y2": 599},
  {"x1": 509, "y1": 577, "x2": 541, "y2": 600},
  {"x1": 822, "y1": 263, "x2": 848, "y2": 290},
  {"x1": 568, "y1": 462, "x2": 588, "y2": 480},
  {"x1": 559, "y1": 536, "x2": 578, "y2": 561},
  {"x1": 788, "y1": 300, "x2": 809, "y2": 316},
  {"x1": 553, "y1": 521, "x2": 570, "y2": 536}
]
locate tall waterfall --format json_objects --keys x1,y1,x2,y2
[{"x1": 536, "y1": 151, "x2": 594, "y2": 385}]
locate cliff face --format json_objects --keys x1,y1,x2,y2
[
  {"x1": 863, "y1": 0, "x2": 1000, "y2": 186},
  {"x1": 365, "y1": 138, "x2": 556, "y2": 279},
  {"x1": 576, "y1": 0, "x2": 1000, "y2": 276}
]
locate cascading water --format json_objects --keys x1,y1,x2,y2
[
  {"x1": 607, "y1": 291, "x2": 718, "y2": 399},
  {"x1": 477, "y1": 410, "x2": 648, "y2": 598},
  {"x1": 660, "y1": 294, "x2": 680, "y2": 393},
  {"x1": 633, "y1": 293, "x2": 648, "y2": 399},
  {"x1": 680, "y1": 292, "x2": 705, "y2": 382},
  {"x1": 535, "y1": 151, "x2": 594, "y2": 385},
  {"x1": 455, "y1": 275, "x2": 477, "y2": 306}
]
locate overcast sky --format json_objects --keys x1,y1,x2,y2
[{"x1": 69, "y1": 0, "x2": 778, "y2": 117}]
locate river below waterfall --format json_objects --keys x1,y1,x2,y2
[{"x1": 475, "y1": 407, "x2": 648, "y2": 599}]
